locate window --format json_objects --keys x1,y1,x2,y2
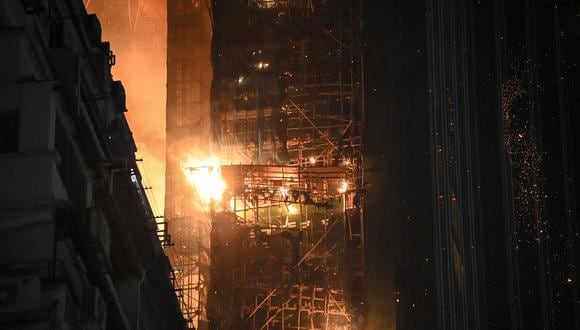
[{"x1": 0, "y1": 111, "x2": 20, "y2": 153}]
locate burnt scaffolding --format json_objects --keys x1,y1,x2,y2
[{"x1": 209, "y1": 0, "x2": 365, "y2": 328}]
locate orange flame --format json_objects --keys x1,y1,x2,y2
[{"x1": 183, "y1": 158, "x2": 226, "y2": 204}]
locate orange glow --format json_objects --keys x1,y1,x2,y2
[{"x1": 86, "y1": 0, "x2": 167, "y2": 216}]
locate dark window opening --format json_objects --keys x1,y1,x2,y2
[{"x1": 0, "y1": 111, "x2": 20, "y2": 154}]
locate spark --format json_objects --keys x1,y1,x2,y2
[
  {"x1": 501, "y1": 76, "x2": 545, "y2": 244},
  {"x1": 255, "y1": 61, "x2": 270, "y2": 70}
]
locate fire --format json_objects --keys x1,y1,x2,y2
[
  {"x1": 338, "y1": 180, "x2": 348, "y2": 193},
  {"x1": 183, "y1": 158, "x2": 226, "y2": 204},
  {"x1": 286, "y1": 204, "x2": 299, "y2": 215}
]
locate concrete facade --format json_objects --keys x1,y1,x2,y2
[{"x1": 0, "y1": 1, "x2": 185, "y2": 329}]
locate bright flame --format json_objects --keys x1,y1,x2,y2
[
  {"x1": 286, "y1": 204, "x2": 298, "y2": 215},
  {"x1": 279, "y1": 186, "x2": 289, "y2": 199},
  {"x1": 338, "y1": 180, "x2": 348, "y2": 194},
  {"x1": 183, "y1": 159, "x2": 226, "y2": 204}
]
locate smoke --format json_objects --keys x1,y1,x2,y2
[{"x1": 86, "y1": 0, "x2": 167, "y2": 215}]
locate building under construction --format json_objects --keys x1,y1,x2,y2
[
  {"x1": 165, "y1": 0, "x2": 365, "y2": 329},
  {"x1": 208, "y1": 0, "x2": 365, "y2": 329}
]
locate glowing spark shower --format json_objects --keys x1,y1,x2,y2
[{"x1": 501, "y1": 75, "x2": 545, "y2": 244}]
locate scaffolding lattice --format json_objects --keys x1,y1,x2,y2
[{"x1": 209, "y1": 164, "x2": 364, "y2": 328}]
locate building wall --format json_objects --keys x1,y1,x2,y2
[
  {"x1": 0, "y1": 1, "x2": 184, "y2": 329},
  {"x1": 364, "y1": 2, "x2": 435, "y2": 329}
]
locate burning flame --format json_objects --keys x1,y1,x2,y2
[
  {"x1": 286, "y1": 204, "x2": 299, "y2": 215},
  {"x1": 338, "y1": 180, "x2": 348, "y2": 194},
  {"x1": 183, "y1": 158, "x2": 226, "y2": 204}
]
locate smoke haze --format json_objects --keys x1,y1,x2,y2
[{"x1": 86, "y1": 0, "x2": 167, "y2": 215}]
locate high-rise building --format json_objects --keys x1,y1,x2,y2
[{"x1": 0, "y1": 1, "x2": 185, "y2": 329}]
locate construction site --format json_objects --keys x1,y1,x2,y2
[{"x1": 164, "y1": 0, "x2": 365, "y2": 328}]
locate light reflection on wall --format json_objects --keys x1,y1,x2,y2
[{"x1": 85, "y1": 0, "x2": 167, "y2": 216}]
